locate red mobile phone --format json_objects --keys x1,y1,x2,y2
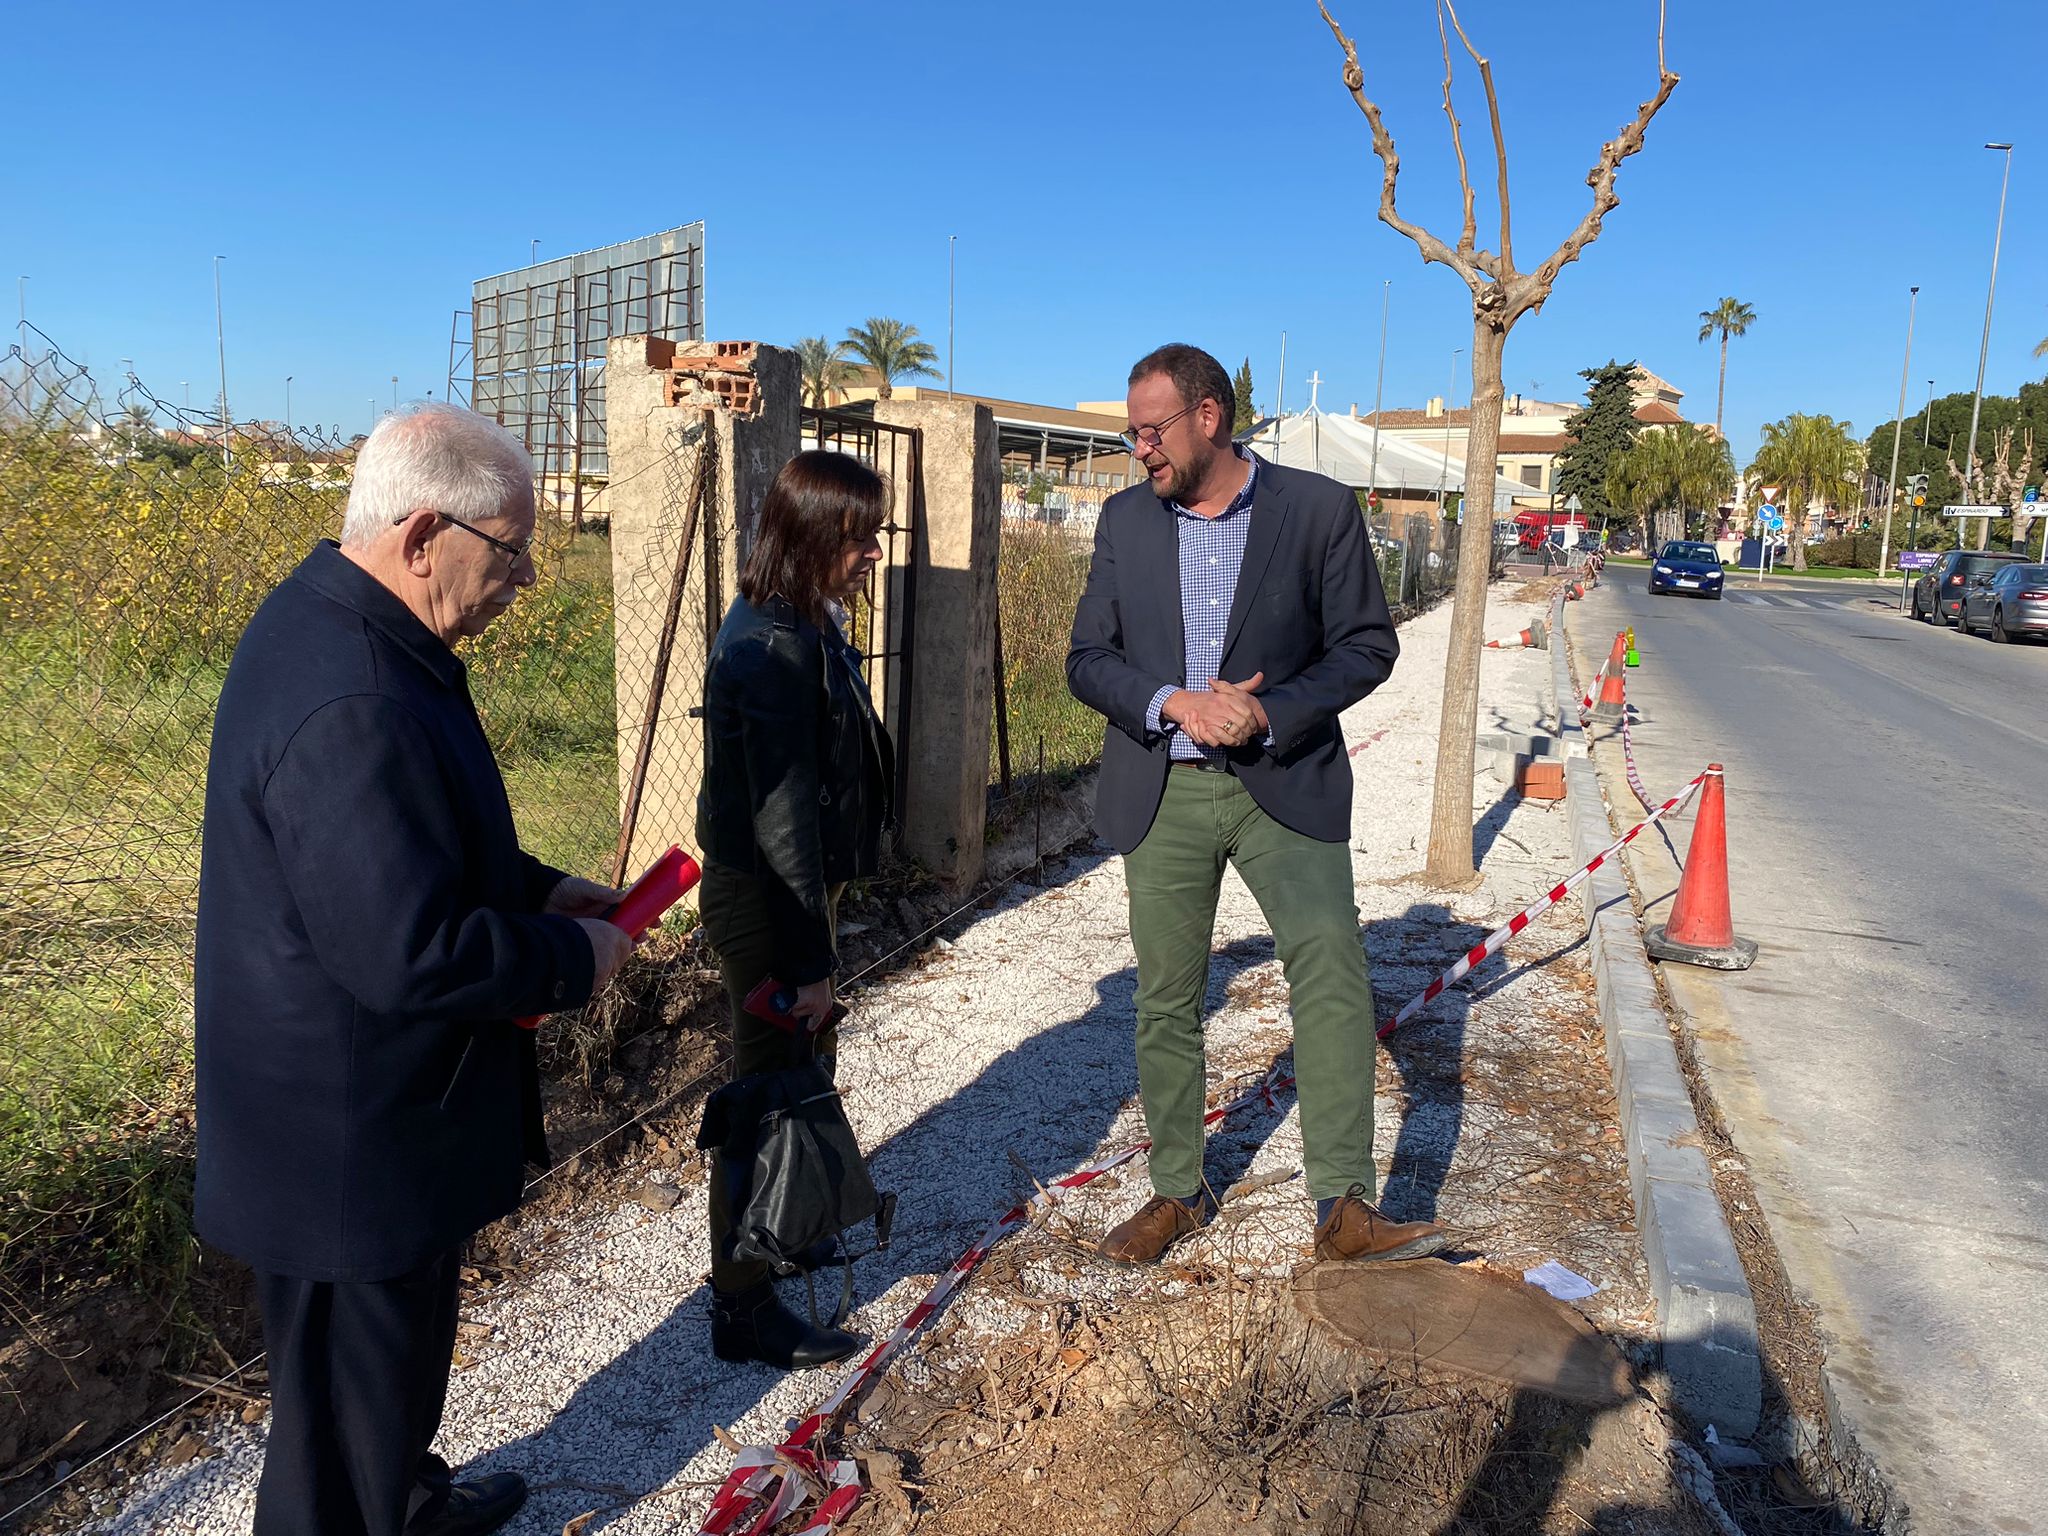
[{"x1": 743, "y1": 976, "x2": 847, "y2": 1036}]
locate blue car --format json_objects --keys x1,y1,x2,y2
[{"x1": 1648, "y1": 540, "x2": 1725, "y2": 599}]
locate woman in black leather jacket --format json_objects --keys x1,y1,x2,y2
[{"x1": 696, "y1": 449, "x2": 893, "y2": 1370}]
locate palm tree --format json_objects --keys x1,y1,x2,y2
[
  {"x1": 843, "y1": 317, "x2": 941, "y2": 400},
  {"x1": 1747, "y1": 413, "x2": 1864, "y2": 571},
  {"x1": 1697, "y1": 297, "x2": 1757, "y2": 442},
  {"x1": 1608, "y1": 425, "x2": 1735, "y2": 544},
  {"x1": 795, "y1": 336, "x2": 860, "y2": 409}
]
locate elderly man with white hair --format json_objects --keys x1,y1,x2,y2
[{"x1": 195, "y1": 402, "x2": 634, "y2": 1536}]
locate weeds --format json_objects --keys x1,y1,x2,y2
[{"x1": 0, "y1": 416, "x2": 622, "y2": 1324}]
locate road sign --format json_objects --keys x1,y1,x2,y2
[
  {"x1": 1942, "y1": 505, "x2": 2006, "y2": 517},
  {"x1": 1896, "y1": 550, "x2": 1939, "y2": 570},
  {"x1": 2025, "y1": 486, "x2": 2039, "y2": 503},
  {"x1": 1563, "y1": 494, "x2": 1582, "y2": 514}
]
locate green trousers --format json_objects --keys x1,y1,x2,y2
[
  {"x1": 699, "y1": 862, "x2": 843, "y2": 1295},
  {"x1": 1123, "y1": 766, "x2": 1376, "y2": 1204}
]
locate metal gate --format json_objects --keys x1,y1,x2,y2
[{"x1": 801, "y1": 407, "x2": 921, "y2": 827}]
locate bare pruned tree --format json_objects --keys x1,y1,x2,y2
[{"x1": 1318, "y1": 0, "x2": 1678, "y2": 885}]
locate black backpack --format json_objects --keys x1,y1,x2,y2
[{"x1": 697, "y1": 1059, "x2": 896, "y2": 1323}]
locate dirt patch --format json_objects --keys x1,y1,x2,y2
[{"x1": 839, "y1": 1265, "x2": 1713, "y2": 1536}]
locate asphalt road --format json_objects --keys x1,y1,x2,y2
[{"x1": 1573, "y1": 571, "x2": 2048, "y2": 1534}]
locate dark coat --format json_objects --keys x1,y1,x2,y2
[
  {"x1": 696, "y1": 595, "x2": 893, "y2": 986},
  {"x1": 1066, "y1": 458, "x2": 1400, "y2": 854},
  {"x1": 194, "y1": 543, "x2": 596, "y2": 1283}
]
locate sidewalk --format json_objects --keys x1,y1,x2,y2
[{"x1": 86, "y1": 588, "x2": 1698, "y2": 1534}]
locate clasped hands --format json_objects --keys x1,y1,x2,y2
[{"x1": 1163, "y1": 670, "x2": 1267, "y2": 749}]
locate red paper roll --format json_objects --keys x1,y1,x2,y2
[{"x1": 517, "y1": 846, "x2": 702, "y2": 1029}]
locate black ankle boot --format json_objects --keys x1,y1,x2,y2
[{"x1": 711, "y1": 1281, "x2": 861, "y2": 1369}]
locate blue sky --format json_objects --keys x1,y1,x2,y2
[{"x1": 7, "y1": 0, "x2": 2044, "y2": 465}]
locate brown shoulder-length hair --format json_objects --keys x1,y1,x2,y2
[{"x1": 738, "y1": 450, "x2": 889, "y2": 627}]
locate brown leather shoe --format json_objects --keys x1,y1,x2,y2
[
  {"x1": 1098, "y1": 1194, "x2": 1207, "y2": 1264},
  {"x1": 1312, "y1": 1186, "x2": 1450, "y2": 1263}
]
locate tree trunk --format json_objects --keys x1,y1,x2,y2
[
  {"x1": 1790, "y1": 503, "x2": 1809, "y2": 570},
  {"x1": 1715, "y1": 332, "x2": 1728, "y2": 441},
  {"x1": 878, "y1": 378, "x2": 894, "y2": 401},
  {"x1": 1424, "y1": 315, "x2": 1508, "y2": 886}
]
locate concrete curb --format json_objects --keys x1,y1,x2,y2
[{"x1": 1549, "y1": 593, "x2": 1763, "y2": 1440}]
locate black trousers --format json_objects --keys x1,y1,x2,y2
[
  {"x1": 700, "y1": 864, "x2": 842, "y2": 1295},
  {"x1": 252, "y1": 1247, "x2": 462, "y2": 1536}
]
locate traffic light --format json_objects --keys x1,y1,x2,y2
[{"x1": 1907, "y1": 472, "x2": 1929, "y2": 507}]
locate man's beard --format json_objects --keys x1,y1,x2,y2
[{"x1": 1151, "y1": 448, "x2": 1207, "y2": 504}]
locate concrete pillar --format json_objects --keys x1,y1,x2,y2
[
  {"x1": 603, "y1": 336, "x2": 800, "y2": 879},
  {"x1": 873, "y1": 397, "x2": 1000, "y2": 889}
]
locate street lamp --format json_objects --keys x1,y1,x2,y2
[
  {"x1": 213, "y1": 256, "x2": 231, "y2": 469},
  {"x1": 391, "y1": 375, "x2": 399, "y2": 412},
  {"x1": 1879, "y1": 286, "x2": 1918, "y2": 578},
  {"x1": 1368, "y1": 278, "x2": 1390, "y2": 510},
  {"x1": 947, "y1": 234, "x2": 956, "y2": 401},
  {"x1": 1963, "y1": 142, "x2": 2013, "y2": 546},
  {"x1": 1437, "y1": 347, "x2": 1462, "y2": 516}
]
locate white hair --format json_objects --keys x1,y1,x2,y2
[{"x1": 340, "y1": 401, "x2": 534, "y2": 547}]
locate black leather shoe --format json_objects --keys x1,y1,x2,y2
[
  {"x1": 407, "y1": 1473, "x2": 527, "y2": 1536},
  {"x1": 711, "y1": 1282, "x2": 861, "y2": 1369}
]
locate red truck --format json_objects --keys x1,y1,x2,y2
[{"x1": 1513, "y1": 509, "x2": 1590, "y2": 551}]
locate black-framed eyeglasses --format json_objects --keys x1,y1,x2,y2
[
  {"x1": 397, "y1": 511, "x2": 533, "y2": 572},
  {"x1": 1119, "y1": 402, "x2": 1200, "y2": 455}
]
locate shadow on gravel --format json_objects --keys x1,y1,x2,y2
[
  {"x1": 473, "y1": 943, "x2": 1284, "y2": 1532},
  {"x1": 1373, "y1": 904, "x2": 1484, "y2": 1227}
]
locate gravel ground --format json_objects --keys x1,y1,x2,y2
[{"x1": 83, "y1": 587, "x2": 1649, "y2": 1535}]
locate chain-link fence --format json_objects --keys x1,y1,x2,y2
[
  {"x1": 0, "y1": 331, "x2": 625, "y2": 1302},
  {"x1": 1372, "y1": 505, "x2": 1499, "y2": 611}
]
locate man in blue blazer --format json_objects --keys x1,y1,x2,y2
[
  {"x1": 1067, "y1": 344, "x2": 1447, "y2": 1268},
  {"x1": 195, "y1": 403, "x2": 634, "y2": 1536}
]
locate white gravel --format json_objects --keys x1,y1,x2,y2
[{"x1": 84, "y1": 588, "x2": 1613, "y2": 1535}]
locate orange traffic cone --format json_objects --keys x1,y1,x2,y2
[
  {"x1": 1564, "y1": 581, "x2": 1585, "y2": 601},
  {"x1": 1589, "y1": 635, "x2": 1628, "y2": 723},
  {"x1": 1646, "y1": 764, "x2": 1757, "y2": 971},
  {"x1": 1484, "y1": 619, "x2": 1548, "y2": 650}
]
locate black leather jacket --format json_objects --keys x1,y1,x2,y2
[{"x1": 697, "y1": 594, "x2": 893, "y2": 985}]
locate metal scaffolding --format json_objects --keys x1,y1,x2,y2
[{"x1": 460, "y1": 225, "x2": 705, "y2": 497}]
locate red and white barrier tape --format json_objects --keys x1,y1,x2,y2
[
  {"x1": 1384, "y1": 765, "x2": 1714, "y2": 1034},
  {"x1": 697, "y1": 1064, "x2": 1292, "y2": 1536},
  {"x1": 1347, "y1": 728, "x2": 1389, "y2": 759},
  {"x1": 1617, "y1": 704, "x2": 1656, "y2": 812}
]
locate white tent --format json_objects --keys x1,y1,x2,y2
[{"x1": 1245, "y1": 410, "x2": 1526, "y2": 514}]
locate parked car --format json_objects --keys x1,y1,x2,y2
[
  {"x1": 1956, "y1": 562, "x2": 2048, "y2": 642},
  {"x1": 1911, "y1": 549, "x2": 2030, "y2": 626},
  {"x1": 1647, "y1": 540, "x2": 1725, "y2": 598}
]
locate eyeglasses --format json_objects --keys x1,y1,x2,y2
[
  {"x1": 397, "y1": 511, "x2": 533, "y2": 572},
  {"x1": 1119, "y1": 402, "x2": 1200, "y2": 455}
]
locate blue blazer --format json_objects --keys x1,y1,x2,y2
[
  {"x1": 194, "y1": 543, "x2": 596, "y2": 1282},
  {"x1": 1066, "y1": 459, "x2": 1399, "y2": 854}
]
